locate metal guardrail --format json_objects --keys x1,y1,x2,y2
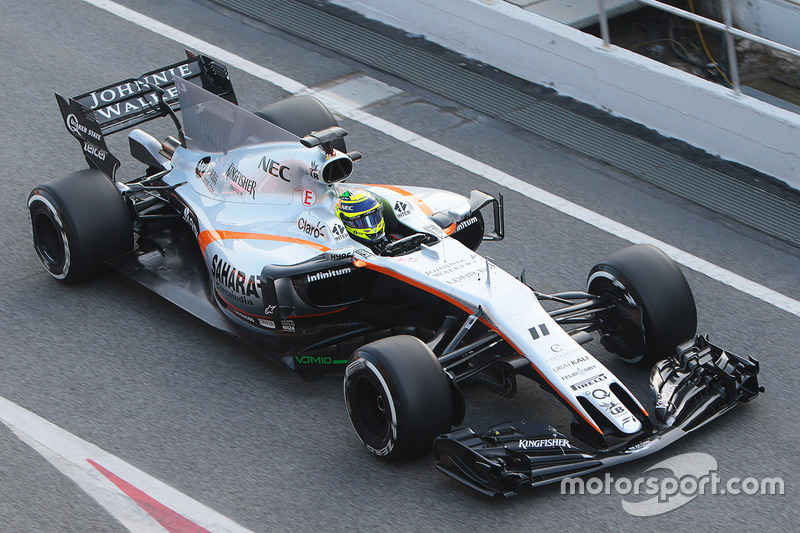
[
  {"x1": 598, "y1": 0, "x2": 800, "y2": 95},
  {"x1": 210, "y1": 0, "x2": 800, "y2": 248}
]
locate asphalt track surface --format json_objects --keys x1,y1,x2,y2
[{"x1": 0, "y1": 0, "x2": 798, "y2": 531}]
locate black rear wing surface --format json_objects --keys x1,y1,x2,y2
[{"x1": 55, "y1": 52, "x2": 237, "y2": 179}]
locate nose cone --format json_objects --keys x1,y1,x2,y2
[{"x1": 579, "y1": 385, "x2": 643, "y2": 435}]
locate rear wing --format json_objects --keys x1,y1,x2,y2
[{"x1": 55, "y1": 51, "x2": 237, "y2": 179}]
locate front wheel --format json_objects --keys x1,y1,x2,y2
[
  {"x1": 587, "y1": 244, "x2": 697, "y2": 366},
  {"x1": 344, "y1": 335, "x2": 453, "y2": 460},
  {"x1": 28, "y1": 169, "x2": 133, "y2": 284}
]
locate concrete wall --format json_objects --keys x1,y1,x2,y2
[
  {"x1": 333, "y1": 0, "x2": 800, "y2": 189},
  {"x1": 732, "y1": 0, "x2": 800, "y2": 48}
]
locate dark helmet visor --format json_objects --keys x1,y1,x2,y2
[{"x1": 344, "y1": 208, "x2": 383, "y2": 230}]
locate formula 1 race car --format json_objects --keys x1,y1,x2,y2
[{"x1": 28, "y1": 52, "x2": 762, "y2": 496}]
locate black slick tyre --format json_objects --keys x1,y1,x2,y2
[
  {"x1": 255, "y1": 95, "x2": 346, "y2": 152},
  {"x1": 587, "y1": 244, "x2": 697, "y2": 365},
  {"x1": 28, "y1": 169, "x2": 133, "y2": 284},
  {"x1": 344, "y1": 335, "x2": 453, "y2": 460}
]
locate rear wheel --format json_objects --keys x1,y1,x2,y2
[
  {"x1": 344, "y1": 335, "x2": 453, "y2": 460},
  {"x1": 28, "y1": 169, "x2": 133, "y2": 284},
  {"x1": 255, "y1": 95, "x2": 346, "y2": 152},
  {"x1": 587, "y1": 244, "x2": 697, "y2": 365}
]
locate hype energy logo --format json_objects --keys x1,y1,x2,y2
[{"x1": 560, "y1": 452, "x2": 784, "y2": 516}]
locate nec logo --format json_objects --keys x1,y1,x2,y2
[{"x1": 259, "y1": 156, "x2": 290, "y2": 182}]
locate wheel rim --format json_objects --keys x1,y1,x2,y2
[
  {"x1": 589, "y1": 273, "x2": 646, "y2": 363},
  {"x1": 351, "y1": 375, "x2": 391, "y2": 441},
  {"x1": 33, "y1": 211, "x2": 64, "y2": 266}
]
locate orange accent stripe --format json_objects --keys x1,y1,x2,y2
[
  {"x1": 361, "y1": 260, "x2": 603, "y2": 434},
  {"x1": 443, "y1": 222, "x2": 457, "y2": 236},
  {"x1": 198, "y1": 230, "x2": 331, "y2": 255},
  {"x1": 365, "y1": 184, "x2": 434, "y2": 216}
]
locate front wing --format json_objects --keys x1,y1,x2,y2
[{"x1": 433, "y1": 335, "x2": 762, "y2": 496}]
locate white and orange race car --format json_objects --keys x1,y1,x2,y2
[{"x1": 28, "y1": 53, "x2": 762, "y2": 496}]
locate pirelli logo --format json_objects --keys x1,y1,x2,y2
[
  {"x1": 529, "y1": 323, "x2": 550, "y2": 340},
  {"x1": 306, "y1": 267, "x2": 353, "y2": 283},
  {"x1": 570, "y1": 373, "x2": 608, "y2": 391}
]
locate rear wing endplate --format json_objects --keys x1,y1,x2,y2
[{"x1": 55, "y1": 51, "x2": 237, "y2": 179}]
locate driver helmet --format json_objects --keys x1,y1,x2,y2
[{"x1": 335, "y1": 188, "x2": 385, "y2": 244}]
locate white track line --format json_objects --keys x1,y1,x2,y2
[
  {"x1": 83, "y1": 0, "x2": 800, "y2": 319},
  {"x1": 0, "y1": 396, "x2": 253, "y2": 532}
]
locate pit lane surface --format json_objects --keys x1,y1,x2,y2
[{"x1": 0, "y1": 0, "x2": 797, "y2": 530}]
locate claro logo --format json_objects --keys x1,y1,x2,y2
[{"x1": 297, "y1": 218, "x2": 326, "y2": 239}]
